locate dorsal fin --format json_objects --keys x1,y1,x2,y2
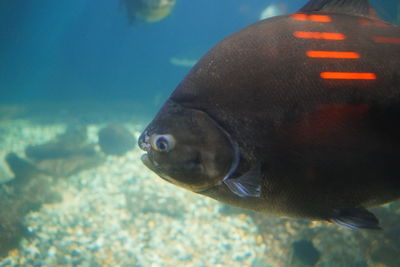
[{"x1": 299, "y1": 0, "x2": 378, "y2": 18}]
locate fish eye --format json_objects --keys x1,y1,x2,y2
[{"x1": 150, "y1": 134, "x2": 176, "y2": 152}]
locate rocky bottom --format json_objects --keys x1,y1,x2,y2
[
  {"x1": 0, "y1": 120, "x2": 264, "y2": 267},
  {"x1": 0, "y1": 118, "x2": 399, "y2": 267}
]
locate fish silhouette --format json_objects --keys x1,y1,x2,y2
[{"x1": 139, "y1": 0, "x2": 400, "y2": 229}]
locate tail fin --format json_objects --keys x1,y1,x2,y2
[{"x1": 5, "y1": 153, "x2": 43, "y2": 182}]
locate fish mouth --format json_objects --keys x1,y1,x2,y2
[
  {"x1": 140, "y1": 153, "x2": 151, "y2": 166},
  {"x1": 140, "y1": 153, "x2": 158, "y2": 171},
  {"x1": 140, "y1": 153, "x2": 175, "y2": 184},
  {"x1": 139, "y1": 130, "x2": 175, "y2": 184},
  {"x1": 138, "y1": 130, "x2": 151, "y2": 152}
]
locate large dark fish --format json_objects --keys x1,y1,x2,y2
[{"x1": 138, "y1": 0, "x2": 400, "y2": 229}]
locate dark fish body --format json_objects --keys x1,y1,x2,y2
[{"x1": 139, "y1": 0, "x2": 400, "y2": 229}]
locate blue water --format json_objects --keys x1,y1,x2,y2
[{"x1": 2, "y1": 0, "x2": 395, "y2": 106}]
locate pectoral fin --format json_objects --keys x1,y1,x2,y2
[
  {"x1": 328, "y1": 207, "x2": 381, "y2": 230},
  {"x1": 223, "y1": 166, "x2": 262, "y2": 198}
]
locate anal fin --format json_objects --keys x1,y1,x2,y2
[{"x1": 328, "y1": 207, "x2": 381, "y2": 230}]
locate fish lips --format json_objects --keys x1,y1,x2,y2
[
  {"x1": 138, "y1": 129, "x2": 175, "y2": 183},
  {"x1": 140, "y1": 153, "x2": 175, "y2": 184},
  {"x1": 138, "y1": 130, "x2": 151, "y2": 152},
  {"x1": 139, "y1": 131, "x2": 168, "y2": 180},
  {"x1": 140, "y1": 153, "x2": 155, "y2": 170}
]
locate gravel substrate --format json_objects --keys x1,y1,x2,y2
[
  {"x1": 0, "y1": 120, "x2": 266, "y2": 267},
  {"x1": 4, "y1": 115, "x2": 399, "y2": 267}
]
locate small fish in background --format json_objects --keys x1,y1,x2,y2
[
  {"x1": 259, "y1": 3, "x2": 287, "y2": 20},
  {"x1": 397, "y1": 0, "x2": 400, "y2": 25},
  {"x1": 139, "y1": 0, "x2": 400, "y2": 230},
  {"x1": 0, "y1": 153, "x2": 61, "y2": 256},
  {"x1": 153, "y1": 92, "x2": 165, "y2": 107},
  {"x1": 169, "y1": 57, "x2": 198, "y2": 68},
  {"x1": 169, "y1": 49, "x2": 202, "y2": 68},
  {"x1": 98, "y1": 125, "x2": 135, "y2": 156},
  {"x1": 25, "y1": 125, "x2": 104, "y2": 178},
  {"x1": 122, "y1": 0, "x2": 176, "y2": 24},
  {"x1": 0, "y1": 162, "x2": 12, "y2": 184}
]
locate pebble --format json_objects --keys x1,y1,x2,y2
[{"x1": 0, "y1": 120, "x2": 264, "y2": 267}]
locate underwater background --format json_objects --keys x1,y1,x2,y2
[{"x1": 0, "y1": 0, "x2": 399, "y2": 266}]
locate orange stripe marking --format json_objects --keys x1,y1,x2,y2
[
  {"x1": 294, "y1": 31, "x2": 346, "y2": 40},
  {"x1": 291, "y1": 13, "x2": 331, "y2": 22},
  {"x1": 320, "y1": 72, "x2": 377, "y2": 80},
  {"x1": 373, "y1": 36, "x2": 400, "y2": 44},
  {"x1": 291, "y1": 14, "x2": 308, "y2": 21},
  {"x1": 307, "y1": 51, "x2": 360, "y2": 59},
  {"x1": 309, "y1": 15, "x2": 331, "y2": 22}
]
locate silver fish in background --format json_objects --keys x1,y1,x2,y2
[
  {"x1": 122, "y1": 0, "x2": 176, "y2": 24},
  {"x1": 139, "y1": 0, "x2": 400, "y2": 229},
  {"x1": 259, "y1": 3, "x2": 286, "y2": 20}
]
